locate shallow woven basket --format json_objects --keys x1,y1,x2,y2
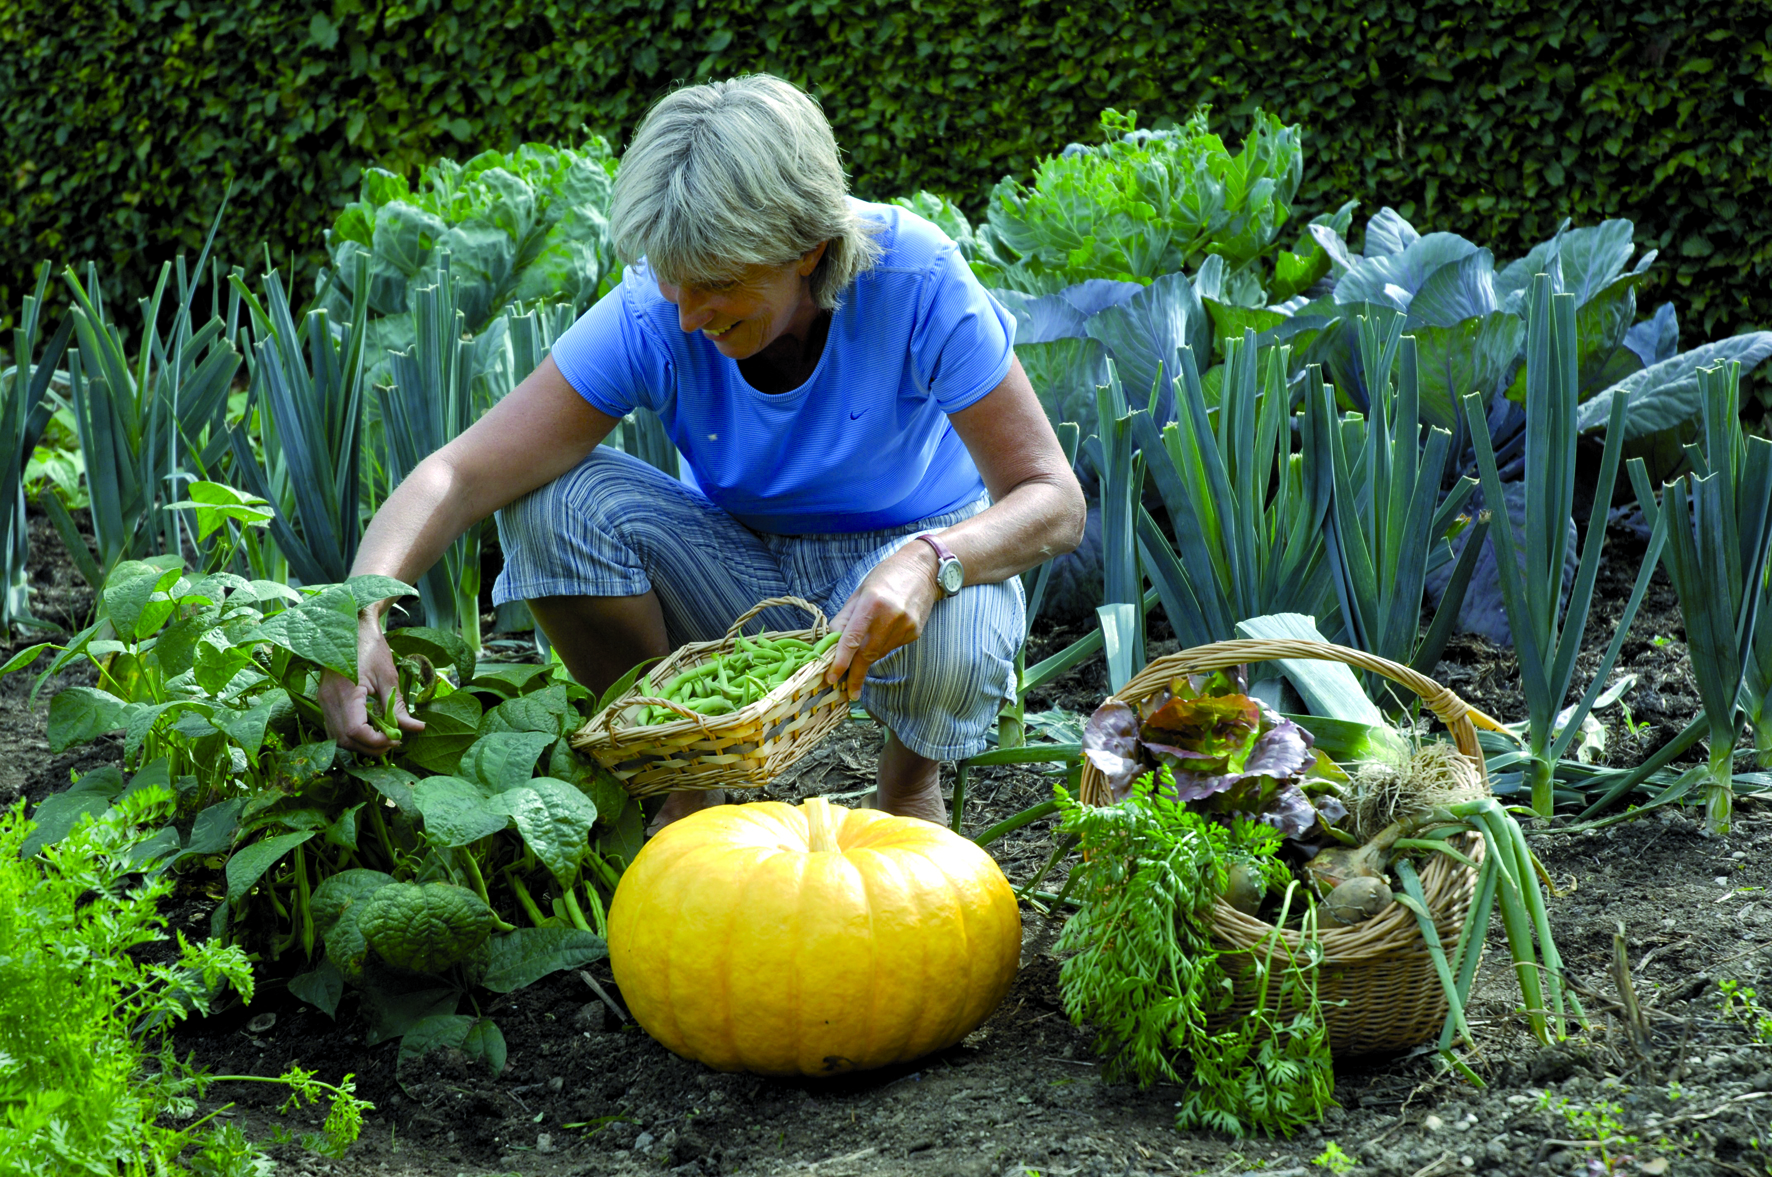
[
  {"x1": 571, "y1": 596, "x2": 849, "y2": 798},
  {"x1": 1077, "y1": 638, "x2": 1490, "y2": 1057}
]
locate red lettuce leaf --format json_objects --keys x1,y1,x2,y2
[{"x1": 1082, "y1": 700, "x2": 1144, "y2": 801}]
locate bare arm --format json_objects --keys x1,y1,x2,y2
[
  {"x1": 826, "y1": 356, "x2": 1086, "y2": 695},
  {"x1": 913, "y1": 355, "x2": 1087, "y2": 582},
  {"x1": 323, "y1": 356, "x2": 620, "y2": 752},
  {"x1": 352, "y1": 355, "x2": 619, "y2": 615}
]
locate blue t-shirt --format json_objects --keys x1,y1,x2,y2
[{"x1": 548, "y1": 200, "x2": 1015, "y2": 534}]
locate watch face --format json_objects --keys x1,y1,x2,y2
[{"x1": 937, "y1": 558, "x2": 965, "y2": 595}]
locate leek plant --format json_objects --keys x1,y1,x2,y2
[
  {"x1": 2, "y1": 265, "x2": 74, "y2": 636},
  {"x1": 1387, "y1": 797, "x2": 1583, "y2": 1079},
  {"x1": 1134, "y1": 330, "x2": 1334, "y2": 648},
  {"x1": 53, "y1": 252, "x2": 241, "y2": 588},
  {"x1": 380, "y1": 255, "x2": 508, "y2": 654},
  {"x1": 1621, "y1": 360, "x2": 1772, "y2": 835},
  {"x1": 1303, "y1": 314, "x2": 1489, "y2": 703},
  {"x1": 1461, "y1": 275, "x2": 1665, "y2": 817},
  {"x1": 224, "y1": 257, "x2": 371, "y2": 586},
  {"x1": 1086, "y1": 364, "x2": 1146, "y2": 691}
]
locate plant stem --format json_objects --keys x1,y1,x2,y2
[
  {"x1": 1471, "y1": 805, "x2": 1552, "y2": 1043},
  {"x1": 1528, "y1": 754, "x2": 1555, "y2": 819},
  {"x1": 366, "y1": 800, "x2": 397, "y2": 871},
  {"x1": 584, "y1": 851, "x2": 622, "y2": 894},
  {"x1": 949, "y1": 761, "x2": 967, "y2": 835},
  {"x1": 1015, "y1": 834, "x2": 1079, "y2": 901},
  {"x1": 974, "y1": 799, "x2": 1060, "y2": 849},
  {"x1": 1705, "y1": 736, "x2": 1734, "y2": 836},
  {"x1": 294, "y1": 844, "x2": 315, "y2": 960}
]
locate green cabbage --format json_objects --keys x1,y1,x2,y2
[{"x1": 321, "y1": 136, "x2": 620, "y2": 373}]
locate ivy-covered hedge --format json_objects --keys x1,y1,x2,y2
[{"x1": 3, "y1": 0, "x2": 1767, "y2": 342}]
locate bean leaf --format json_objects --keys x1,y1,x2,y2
[
  {"x1": 458, "y1": 731, "x2": 558, "y2": 794},
  {"x1": 225, "y1": 829, "x2": 316, "y2": 902},
  {"x1": 476, "y1": 928, "x2": 609, "y2": 994},
  {"x1": 255, "y1": 604, "x2": 358, "y2": 677},
  {"x1": 411, "y1": 776, "x2": 509, "y2": 847},
  {"x1": 495, "y1": 777, "x2": 597, "y2": 885}
]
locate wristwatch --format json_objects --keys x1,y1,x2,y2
[{"x1": 915, "y1": 533, "x2": 965, "y2": 598}]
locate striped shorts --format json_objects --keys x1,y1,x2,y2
[{"x1": 492, "y1": 448, "x2": 1025, "y2": 761}]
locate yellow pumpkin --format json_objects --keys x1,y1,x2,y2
[{"x1": 608, "y1": 796, "x2": 1021, "y2": 1076}]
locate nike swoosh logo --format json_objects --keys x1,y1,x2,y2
[{"x1": 849, "y1": 411, "x2": 864, "y2": 420}]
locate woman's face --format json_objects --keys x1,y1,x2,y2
[{"x1": 657, "y1": 243, "x2": 828, "y2": 359}]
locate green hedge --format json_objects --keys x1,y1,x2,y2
[{"x1": 3, "y1": 0, "x2": 1768, "y2": 342}]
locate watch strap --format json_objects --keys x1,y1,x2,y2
[
  {"x1": 915, "y1": 533, "x2": 963, "y2": 597},
  {"x1": 915, "y1": 533, "x2": 958, "y2": 565}
]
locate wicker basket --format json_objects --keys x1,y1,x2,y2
[
  {"x1": 570, "y1": 596, "x2": 850, "y2": 798},
  {"x1": 1077, "y1": 638, "x2": 1492, "y2": 1057}
]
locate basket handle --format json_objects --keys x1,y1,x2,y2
[
  {"x1": 600, "y1": 693, "x2": 715, "y2": 739},
  {"x1": 723, "y1": 595, "x2": 830, "y2": 641},
  {"x1": 1082, "y1": 638, "x2": 1504, "y2": 808}
]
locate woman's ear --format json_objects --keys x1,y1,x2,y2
[{"x1": 797, "y1": 240, "x2": 831, "y2": 277}]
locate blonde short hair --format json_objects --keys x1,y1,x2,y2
[{"x1": 608, "y1": 74, "x2": 882, "y2": 310}]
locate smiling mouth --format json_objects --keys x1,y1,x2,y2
[{"x1": 704, "y1": 322, "x2": 737, "y2": 339}]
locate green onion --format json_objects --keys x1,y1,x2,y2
[
  {"x1": 1460, "y1": 276, "x2": 1662, "y2": 816},
  {"x1": 1616, "y1": 360, "x2": 1772, "y2": 835},
  {"x1": 1302, "y1": 316, "x2": 1488, "y2": 700}
]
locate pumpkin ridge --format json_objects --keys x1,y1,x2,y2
[
  {"x1": 921, "y1": 850, "x2": 976, "y2": 1056},
  {"x1": 851, "y1": 846, "x2": 914, "y2": 1063},
  {"x1": 652, "y1": 838, "x2": 702, "y2": 1055},
  {"x1": 879, "y1": 846, "x2": 948, "y2": 1059},
  {"x1": 716, "y1": 844, "x2": 766, "y2": 1069}
]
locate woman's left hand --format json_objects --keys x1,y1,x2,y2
[{"x1": 824, "y1": 543, "x2": 941, "y2": 699}]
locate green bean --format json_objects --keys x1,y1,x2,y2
[{"x1": 627, "y1": 629, "x2": 853, "y2": 726}]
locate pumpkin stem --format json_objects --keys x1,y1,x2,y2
[{"x1": 802, "y1": 796, "x2": 841, "y2": 853}]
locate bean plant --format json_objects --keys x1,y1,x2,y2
[{"x1": 3, "y1": 556, "x2": 644, "y2": 1081}]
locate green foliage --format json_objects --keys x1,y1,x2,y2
[
  {"x1": 1626, "y1": 361, "x2": 1772, "y2": 835},
  {"x1": 1717, "y1": 979, "x2": 1772, "y2": 1045},
  {"x1": 971, "y1": 108, "x2": 1304, "y2": 295},
  {"x1": 0, "y1": 787, "x2": 368, "y2": 1173},
  {"x1": 321, "y1": 137, "x2": 620, "y2": 376},
  {"x1": 1464, "y1": 277, "x2": 1666, "y2": 816},
  {"x1": 1311, "y1": 1142, "x2": 1359, "y2": 1175},
  {"x1": 1302, "y1": 317, "x2": 1487, "y2": 692},
  {"x1": 1134, "y1": 334, "x2": 1334, "y2": 648},
  {"x1": 1054, "y1": 771, "x2": 1334, "y2": 1137},
  {"x1": 53, "y1": 252, "x2": 242, "y2": 590},
  {"x1": 4, "y1": 1, "x2": 1765, "y2": 357},
  {"x1": 358, "y1": 882, "x2": 502, "y2": 974},
  {"x1": 2, "y1": 557, "x2": 637, "y2": 1083},
  {"x1": 1, "y1": 264, "x2": 72, "y2": 638}
]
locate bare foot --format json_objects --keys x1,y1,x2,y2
[{"x1": 646, "y1": 788, "x2": 727, "y2": 836}]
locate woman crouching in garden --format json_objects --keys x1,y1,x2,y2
[{"x1": 319, "y1": 74, "x2": 1085, "y2": 830}]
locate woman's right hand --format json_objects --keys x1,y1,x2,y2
[{"x1": 319, "y1": 613, "x2": 426, "y2": 755}]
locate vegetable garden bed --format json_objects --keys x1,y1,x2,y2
[{"x1": 2, "y1": 508, "x2": 1770, "y2": 1177}]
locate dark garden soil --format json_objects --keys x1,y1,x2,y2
[{"x1": 5, "y1": 508, "x2": 1772, "y2": 1177}]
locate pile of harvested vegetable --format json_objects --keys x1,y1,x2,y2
[
  {"x1": 1071, "y1": 667, "x2": 1581, "y2": 1135},
  {"x1": 632, "y1": 632, "x2": 840, "y2": 724}
]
